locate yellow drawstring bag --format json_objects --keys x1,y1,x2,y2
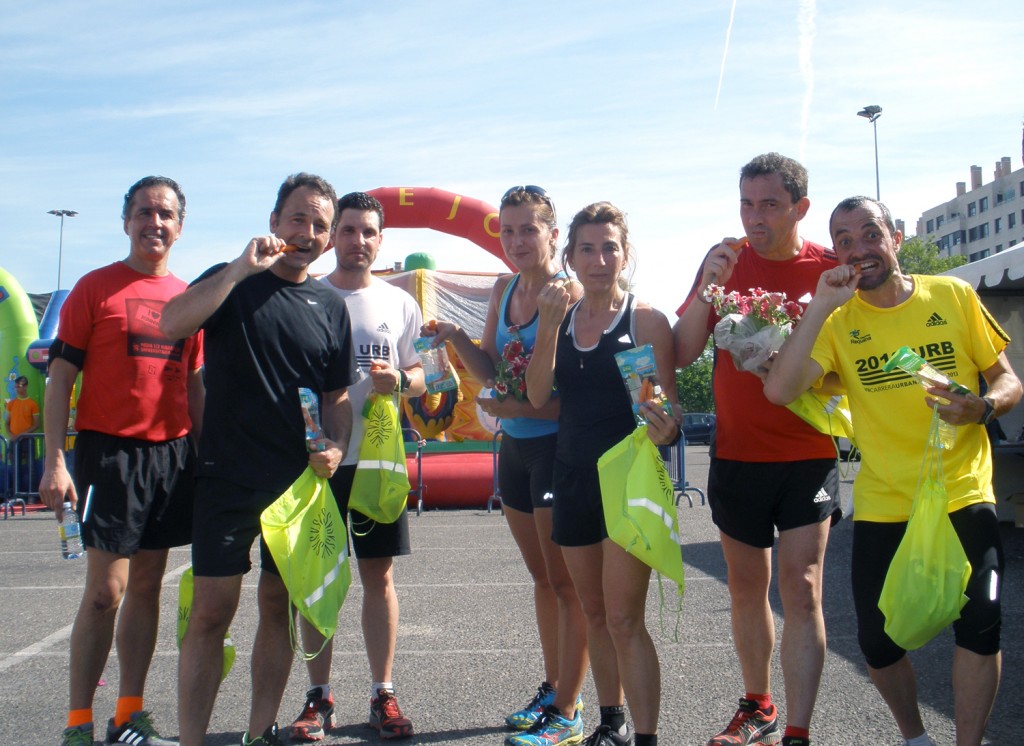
[{"x1": 261, "y1": 467, "x2": 351, "y2": 659}]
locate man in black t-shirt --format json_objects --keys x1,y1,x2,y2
[{"x1": 160, "y1": 173, "x2": 359, "y2": 746}]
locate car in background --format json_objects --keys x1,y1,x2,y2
[{"x1": 682, "y1": 412, "x2": 715, "y2": 445}]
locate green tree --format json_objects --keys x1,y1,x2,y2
[
  {"x1": 899, "y1": 235, "x2": 966, "y2": 275},
  {"x1": 675, "y1": 338, "x2": 715, "y2": 413}
]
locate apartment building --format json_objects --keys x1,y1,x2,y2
[{"x1": 916, "y1": 156, "x2": 1024, "y2": 262}]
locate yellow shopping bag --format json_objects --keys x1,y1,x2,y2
[
  {"x1": 878, "y1": 409, "x2": 971, "y2": 650},
  {"x1": 261, "y1": 467, "x2": 351, "y2": 658}
]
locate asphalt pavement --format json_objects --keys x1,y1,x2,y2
[{"x1": 0, "y1": 445, "x2": 1020, "y2": 745}]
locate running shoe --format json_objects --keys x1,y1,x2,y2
[
  {"x1": 507, "y1": 683, "x2": 556, "y2": 730},
  {"x1": 61, "y1": 723, "x2": 94, "y2": 746},
  {"x1": 506, "y1": 705, "x2": 584, "y2": 745},
  {"x1": 582, "y1": 724, "x2": 633, "y2": 746},
  {"x1": 289, "y1": 687, "x2": 335, "y2": 741},
  {"x1": 242, "y1": 723, "x2": 285, "y2": 746},
  {"x1": 707, "y1": 698, "x2": 779, "y2": 745},
  {"x1": 369, "y1": 688, "x2": 414, "y2": 740},
  {"x1": 106, "y1": 711, "x2": 177, "y2": 745}
]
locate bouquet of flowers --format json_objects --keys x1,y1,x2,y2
[
  {"x1": 708, "y1": 284, "x2": 856, "y2": 448},
  {"x1": 494, "y1": 325, "x2": 530, "y2": 401},
  {"x1": 707, "y1": 285, "x2": 803, "y2": 373}
]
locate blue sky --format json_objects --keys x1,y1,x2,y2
[{"x1": 2, "y1": 0, "x2": 1021, "y2": 317}]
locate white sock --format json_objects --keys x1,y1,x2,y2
[
  {"x1": 903, "y1": 734, "x2": 934, "y2": 746},
  {"x1": 372, "y1": 681, "x2": 394, "y2": 698},
  {"x1": 311, "y1": 684, "x2": 331, "y2": 699}
]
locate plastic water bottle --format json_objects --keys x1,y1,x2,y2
[
  {"x1": 414, "y1": 338, "x2": 457, "y2": 394},
  {"x1": 59, "y1": 501, "x2": 84, "y2": 560}
]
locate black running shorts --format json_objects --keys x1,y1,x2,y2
[
  {"x1": 74, "y1": 430, "x2": 196, "y2": 555},
  {"x1": 498, "y1": 433, "x2": 557, "y2": 514},
  {"x1": 708, "y1": 458, "x2": 840, "y2": 548}
]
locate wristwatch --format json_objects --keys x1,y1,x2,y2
[
  {"x1": 397, "y1": 369, "x2": 410, "y2": 394},
  {"x1": 978, "y1": 396, "x2": 996, "y2": 425}
]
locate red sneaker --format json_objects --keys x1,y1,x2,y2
[{"x1": 369, "y1": 688, "x2": 414, "y2": 740}]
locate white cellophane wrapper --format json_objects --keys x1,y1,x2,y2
[{"x1": 713, "y1": 313, "x2": 791, "y2": 373}]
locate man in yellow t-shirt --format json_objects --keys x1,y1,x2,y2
[{"x1": 766, "y1": 196, "x2": 1022, "y2": 746}]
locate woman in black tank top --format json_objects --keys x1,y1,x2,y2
[{"x1": 526, "y1": 203, "x2": 682, "y2": 746}]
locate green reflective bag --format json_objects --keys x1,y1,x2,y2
[
  {"x1": 785, "y1": 390, "x2": 855, "y2": 446},
  {"x1": 598, "y1": 425, "x2": 685, "y2": 591},
  {"x1": 176, "y1": 566, "x2": 235, "y2": 681},
  {"x1": 261, "y1": 467, "x2": 351, "y2": 659},
  {"x1": 350, "y1": 393, "x2": 411, "y2": 525},
  {"x1": 878, "y1": 409, "x2": 971, "y2": 650}
]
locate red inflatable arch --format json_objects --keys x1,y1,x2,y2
[{"x1": 367, "y1": 186, "x2": 512, "y2": 269}]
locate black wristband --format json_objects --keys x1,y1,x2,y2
[
  {"x1": 399, "y1": 369, "x2": 409, "y2": 393},
  {"x1": 665, "y1": 427, "x2": 683, "y2": 447}
]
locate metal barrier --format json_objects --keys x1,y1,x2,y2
[
  {"x1": 403, "y1": 428, "x2": 426, "y2": 516},
  {"x1": 486, "y1": 429, "x2": 505, "y2": 515},
  {"x1": 659, "y1": 438, "x2": 706, "y2": 508},
  {"x1": 1, "y1": 435, "x2": 27, "y2": 518}
]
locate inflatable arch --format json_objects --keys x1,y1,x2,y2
[
  {"x1": 367, "y1": 187, "x2": 511, "y2": 270},
  {"x1": 0, "y1": 266, "x2": 47, "y2": 439}
]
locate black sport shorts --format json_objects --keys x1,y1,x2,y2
[
  {"x1": 708, "y1": 458, "x2": 840, "y2": 548},
  {"x1": 499, "y1": 433, "x2": 557, "y2": 514},
  {"x1": 74, "y1": 430, "x2": 195, "y2": 555},
  {"x1": 550, "y1": 458, "x2": 606, "y2": 548}
]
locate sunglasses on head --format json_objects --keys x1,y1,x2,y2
[{"x1": 502, "y1": 185, "x2": 549, "y2": 203}]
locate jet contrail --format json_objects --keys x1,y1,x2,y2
[
  {"x1": 798, "y1": 0, "x2": 817, "y2": 161},
  {"x1": 714, "y1": 0, "x2": 739, "y2": 111}
]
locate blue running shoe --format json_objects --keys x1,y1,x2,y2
[
  {"x1": 506, "y1": 683, "x2": 555, "y2": 730},
  {"x1": 506, "y1": 705, "x2": 584, "y2": 745}
]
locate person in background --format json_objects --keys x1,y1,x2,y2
[
  {"x1": 424, "y1": 185, "x2": 587, "y2": 745},
  {"x1": 162, "y1": 174, "x2": 358, "y2": 746},
  {"x1": 527, "y1": 202, "x2": 681, "y2": 746},
  {"x1": 5, "y1": 375, "x2": 41, "y2": 494},
  {"x1": 289, "y1": 191, "x2": 425, "y2": 742},
  {"x1": 673, "y1": 153, "x2": 840, "y2": 746},
  {"x1": 765, "y1": 195, "x2": 1022, "y2": 746},
  {"x1": 40, "y1": 176, "x2": 204, "y2": 746}
]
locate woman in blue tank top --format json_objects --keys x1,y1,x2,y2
[
  {"x1": 526, "y1": 202, "x2": 682, "y2": 746},
  {"x1": 424, "y1": 186, "x2": 589, "y2": 739}
]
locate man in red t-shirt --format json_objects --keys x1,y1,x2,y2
[
  {"x1": 673, "y1": 154, "x2": 839, "y2": 746},
  {"x1": 40, "y1": 176, "x2": 204, "y2": 746}
]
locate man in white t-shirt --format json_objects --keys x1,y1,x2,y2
[{"x1": 289, "y1": 191, "x2": 426, "y2": 742}]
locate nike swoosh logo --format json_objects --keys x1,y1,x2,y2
[{"x1": 307, "y1": 299, "x2": 318, "y2": 305}]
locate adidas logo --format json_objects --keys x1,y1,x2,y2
[
  {"x1": 812, "y1": 489, "x2": 830, "y2": 504},
  {"x1": 377, "y1": 322, "x2": 391, "y2": 333},
  {"x1": 926, "y1": 312, "x2": 947, "y2": 327}
]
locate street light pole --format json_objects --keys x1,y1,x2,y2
[
  {"x1": 47, "y1": 209, "x2": 78, "y2": 291},
  {"x1": 857, "y1": 105, "x2": 882, "y2": 200}
]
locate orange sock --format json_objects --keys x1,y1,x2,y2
[
  {"x1": 67, "y1": 709, "x2": 93, "y2": 728},
  {"x1": 114, "y1": 696, "x2": 144, "y2": 727}
]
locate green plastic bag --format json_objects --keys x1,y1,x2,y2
[
  {"x1": 785, "y1": 390, "x2": 855, "y2": 447},
  {"x1": 176, "y1": 566, "x2": 236, "y2": 681},
  {"x1": 598, "y1": 425, "x2": 685, "y2": 591},
  {"x1": 878, "y1": 408, "x2": 971, "y2": 650},
  {"x1": 261, "y1": 467, "x2": 351, "y2": 659},
  {"x1": 350, "y1": 393, "x2": 411, "y2": 525}
]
